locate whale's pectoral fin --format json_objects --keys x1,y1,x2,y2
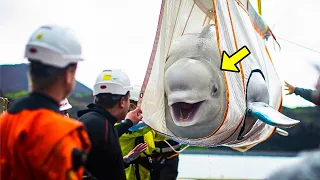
[
  {"x1": 247, "y1": 102, "x2": 300, "y2": 129},
  {"x1": 128, "y1": 122, "x2": 148, "y2": 132},
  {"x1": 276, "y1": 128, "x2": 289, "y2": 136}
]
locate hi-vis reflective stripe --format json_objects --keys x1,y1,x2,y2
[{"x1": 235, "y1": 0, "x2": 270, "y2": 39}]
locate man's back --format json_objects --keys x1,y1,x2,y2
[
  {"x1": 78, "y1": 104, "x2": 127, "y2": 180},
  {"x1": 0, "y1": 93, "x2": 91, "y2": 180}
]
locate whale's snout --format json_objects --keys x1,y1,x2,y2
[
  {"x1": 170, "y1": 101, "x2": 204, "y2": 126},
  {"x1": 165, "y1": 58, "x2": 214, "y2": 127}
]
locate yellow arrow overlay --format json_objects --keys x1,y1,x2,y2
[{"x1": 220, "y1": 46, "x2": 251, "y2": 72}]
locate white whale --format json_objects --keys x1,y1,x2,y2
[{"x1": 132, "y1": 0, "x2": 300, "y2": 152}]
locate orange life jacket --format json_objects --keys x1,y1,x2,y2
[{"x1": 0, "y1": 109, "x2": 91, "y2": 180}]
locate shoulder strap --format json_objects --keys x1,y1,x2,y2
[
  {"x1": 105, "y1": 119, "x2": 109, "y2": 141},
  {"x1": 135, "y1": 136, "x2": 145, "y2": 146},
  {"x1": 134, "y1": 136, "x2": 151, "y2": 157}
]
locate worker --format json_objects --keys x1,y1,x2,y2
[
  {"x1": 60, "y1": 98, "x2": 72, "y2": 117},
  {"x1": 285, "y1": 80, "x2": 320, "y2": 106},
  {"x1": 58, "y1": 98, "x2": 99, "y2": 180},
  {"x1": 151, "y1": 140, "x2": 181, "y2": 179},
  {"x1": 151, "y1": 137, "x2": 181, "y2": 180},
  {"x1": 117, "y1": 85, "x2": 154, "y2": 180},
  {"x1": 77, "y1": 69, "x2": 146, "y2": 180},
  {"x1": 267, "y1": 150, "x2": 320, "y2": 180},
  {"x1": 0, "y1": 25, "x2": 91, "y2": 179},
  {"x1": 119, "y1": 85, "x2": 181, "y2": 180}
]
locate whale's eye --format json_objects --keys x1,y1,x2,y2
[{"x1": 211, "y1": 83, "x2": 219, "y2": 96}]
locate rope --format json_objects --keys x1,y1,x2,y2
[
  {"x1": 276, "y1": 37, "x2": 320, "y2": 55},
  {"x1": 163, "y1": 140, "x2": 190, "y2": 153},
  {"x1": 138, "y1": 0, "x2": 165, "y2": 107}
]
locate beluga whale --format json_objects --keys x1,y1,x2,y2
[
  {"x1": 164, "y1": 24, "x2": 299, "y2": 140},
  {"x1": 132, "y1": 0, "x2": 300, "y2": 151}
]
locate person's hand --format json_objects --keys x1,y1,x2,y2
[
  {"x1": 284, "y1": 81, "x2": 296, "y2": 95},
  {"x1": 126, "y1": 107, "x2": 143, "y2": 125},
  {"x1": 123, "y1": 143, "x2": 147, "y2": 163}
]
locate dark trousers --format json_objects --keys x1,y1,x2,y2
[{"x1": 150, "y1": 156, "x2": 179, "y2": 180}]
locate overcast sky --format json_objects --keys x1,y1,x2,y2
[{"x1": 0, "y1": 0, "x2": 319, "y2": 108}]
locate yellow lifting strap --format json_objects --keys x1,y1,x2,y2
[{"x1": 257, "y1": 0, "x2": 262, "y2": 15}]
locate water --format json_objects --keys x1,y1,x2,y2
[{"x1": 177, "y1": 154, "x2": 303, "y2": 179}]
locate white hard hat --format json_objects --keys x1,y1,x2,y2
[
  {"x1": 25, "y1": 24, "x2": 84, "y2": 68},
  {"x1": 93, "y1": 69, "x2": 133, "y2": 96},
  {"x1": 130, "y1": 85, "x2": 141, "y2": 102},
  {"x1": 59, "y1": 98, "x2": 72, "y2": 111}
]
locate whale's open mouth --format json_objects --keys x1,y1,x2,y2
[{"x1": 171, "y1": 101, "x2": 204, "y2": 126}]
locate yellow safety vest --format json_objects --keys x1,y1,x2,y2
[{"x1": 115, "y1": 123, "x2": 168, "y2": 180}]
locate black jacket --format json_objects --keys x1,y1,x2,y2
[
  {"x1": 294, "y1": 87, "x2": 320, "y2": 106},
  {"x1": 77, "y1": 104, "x2": 133, "y2": 180}
]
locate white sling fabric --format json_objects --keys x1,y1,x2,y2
[{"x1": 140, "y1": 0, "x2": 281, "y2": 151}]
